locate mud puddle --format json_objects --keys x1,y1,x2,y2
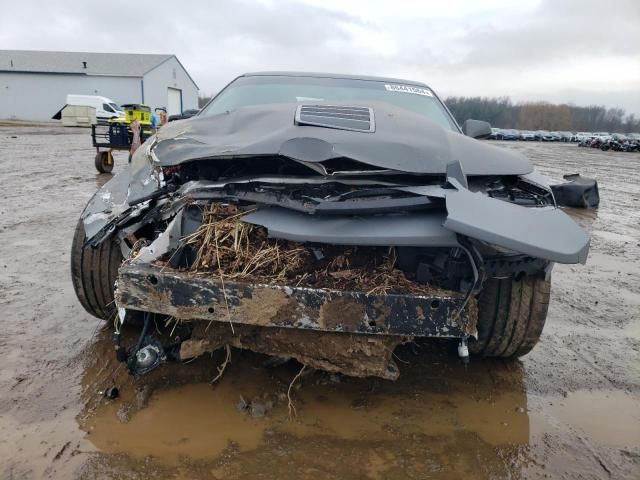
[
  {"x1": 83, "y1": 346, "x2": 532, "y2": 462},
  {"x1": 79, "y1": 341, "x2": 640, "y2": 479}
]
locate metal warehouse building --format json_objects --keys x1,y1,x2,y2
[{"x1": 0, "y1": 50, "x2": 198, "y2": 121}]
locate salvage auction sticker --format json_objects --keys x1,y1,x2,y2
[{"x1": 384, "y1": 84, "x2": 433, "y2": 96}]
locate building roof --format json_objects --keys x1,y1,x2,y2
[{"x1": 0, "y1": 50, "x2": 174, "y2": 77}]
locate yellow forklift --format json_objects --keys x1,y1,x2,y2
[{"x1": 91, "y1": 104, "x2": 155, "y2": 173}]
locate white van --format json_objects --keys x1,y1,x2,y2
[{"x1": 66, "y1": 95, "x2": 125, "y2": 121}]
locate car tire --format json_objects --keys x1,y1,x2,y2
[
  {"x1": 70, "y1": 218, "x2": 123, "y2": 320},
  {"x1": 469, "y1": 274, "x2": 550, "y2": 358}
]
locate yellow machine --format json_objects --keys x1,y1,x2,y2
[
  {"x1": 92, "y1": 104, "x2": 155, "y2": 173},
  {"x1": 109, "y1": 104, "x2": 152, "y2": 126}
]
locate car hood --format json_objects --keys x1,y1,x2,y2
[{"x1": 151, "y1": 102, "x2": 532, "y2": 176}]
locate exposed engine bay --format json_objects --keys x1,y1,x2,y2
[{"x1": 86, "y1": 155, "x2": 585, "y2": 379}]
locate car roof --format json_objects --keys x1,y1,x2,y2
[{"x1": 241, "y1": 71, "x2": 432, "y2": 88}]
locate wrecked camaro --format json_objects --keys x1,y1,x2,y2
[{"x1": 71, "y1": 72, "x2": 590, "y2": 380}]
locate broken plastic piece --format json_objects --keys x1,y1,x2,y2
[
  {"x1": 551, "y1": 174, "x2": 600, "y2": 208},
  {"x1": 242, "y1": 207, "x2": 459, "y2": 247},
  {"x1": 444, "y1": 180, "x2": 590, "y2": 264}
]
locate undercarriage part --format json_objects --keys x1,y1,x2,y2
[
  {"x1": 113, "y1": 312, "x2": 177, "y2": 376},
  {"x1": 115, "y1": 264, "x2": 477, "y2": 338},
  {"x1": 469, "y1": 274, "x2": 550, "y2": 358},
  {"x1": 128, "y1": 338, "x2": 165, "y2": 376},
  {"x1": 179, "y1": 322, "x2": 405, "y2": 380},
  {"x1": 550, "y1": 174, "x2": 600, "y2": 208},
  {"x1": 482, "y1": 176, "x2": 554, "y2": 206},
  {"x1": 457, "y1": 337, "x2": 469, "y2": 364}
]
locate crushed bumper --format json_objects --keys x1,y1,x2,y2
[{"x1": 115, "y1": 263, "x2": 477, "y2": 338}]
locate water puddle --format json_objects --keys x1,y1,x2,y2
[{"x1": 83, "y1": 350, "x2": 531, "y2": 464}]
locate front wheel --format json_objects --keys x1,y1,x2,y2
[
  {"x1": 470, "y1": 275, "x2": 550, "y2": 358},
  {"x1": 70, "y1": 218, "x2": 123, "y2": 320}
]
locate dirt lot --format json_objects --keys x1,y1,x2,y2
[{"x1": 0, "y1": 127, "x2": 638, "y2": 479}]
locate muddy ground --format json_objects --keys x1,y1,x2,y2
[{"x1": 0, "y1": 127, "x2": 638, "y2": 479}]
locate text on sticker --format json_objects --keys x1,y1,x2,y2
[{"x1": 384, "y1": 84, "x2": 433, "y2": 96}]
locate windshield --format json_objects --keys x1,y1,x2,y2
[
  {"x1": 108, "y1": 102, "x2": 121, "y2": 112},
  {"x1": 200, "y1": 75, "x2": 459, "y2": 132}
]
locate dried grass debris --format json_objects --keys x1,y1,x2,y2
[{"x1": 180, "y1": 203, "x2": 457, "y2": 298}]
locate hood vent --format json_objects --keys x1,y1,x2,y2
[{"x1": 295, "y1": 105, "x2": 375, "y2": 133}]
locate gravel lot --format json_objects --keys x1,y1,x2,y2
[{"x1": 0, "y1": 127, "x2": 638, "y2": 479}]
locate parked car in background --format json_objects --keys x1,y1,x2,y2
[
  {"x1": 488, "y1": 127, "x2": 501, "y2": 140},
  {"x1": 548, "y1": 132, "x2": 562, "y2": 141},
  {"x1": 575, "y1": 132, "x2": 593, "y2": 142},
  {"x1": 497, "y1": 129, "x2": 520, "y2": 140},
  {"x1": 611, "y1": 133, "x2": 629, "y2": 141},
  {"x1": 593, "y1": 132, "x2": 612, "y2": 141},
  {"x1": 558, "y1": 132, "x2": 575, "y2": 142},
  {"x1": 520, "y1": 130, "x2": 536, "y2": 141},
  {"x1": 534, "y1": 130, "x2": 552, "y2": 141}
]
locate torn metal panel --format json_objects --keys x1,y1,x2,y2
[
  {"x1": 241, "y1": 207, "x2": 460, "y2": 247},
  {"x1": 444, "y1": 183, "x2": 590, "y2": 264},
  {"x1": 81, "y1": 161, "x2": 159, "y2": 241},
  {"x1": 116, "y1": 264, "x2": 475, "y2": 338},
  {"x1": 81, "y1": 166, "x2": 132, "y2": 239},
  {"x1": 132, "y1": 214, "x2": 183, "y2": 264},
  {"x1": 177, "y1": 177, "x2": 429, "y2": 197},
  {"x1": 151, "y1": 101, "x2": 533, "y2": 176},
  {"x1": 519, "y1": 171, "x2": 556, "y2": 201}
]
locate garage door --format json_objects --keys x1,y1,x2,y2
[{"x1": 167, "y1": 88, "x2": 182, "y2": 116}]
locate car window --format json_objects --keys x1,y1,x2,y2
[
  {"x1": 108, "y1": 102, "x2": 121, "y2": 111},
  {"x1": 103, "y1": 103, "x2": 114, "y2": 113},
  {"x1": 200, "y1": 75, "x2": 459, "y2": 132}
]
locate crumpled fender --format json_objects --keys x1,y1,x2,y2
[
  {"x1": 81, "y1": 158, "x2": 159, "y2": 241},
  {"x1": 443, "y1": 179, "x2": 590, "y2": 264}
]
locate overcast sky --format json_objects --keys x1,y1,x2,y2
[{"x1": 3, "y1": 0, "x2": 639, "y2": 114}]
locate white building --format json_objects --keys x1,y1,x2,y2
[{"x1": 0, "y1": 50, "x2": 199, "y2": 121}]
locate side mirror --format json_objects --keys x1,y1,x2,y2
[{"x1": 462, "y1": 119, "x2": 492, "y2": 139}]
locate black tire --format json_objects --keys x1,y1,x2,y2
[
  {"x1": 95, "y1": 151, "x2": 114, "y2": 173},
  {"x1": 70, "y1": 218, "x2": 123, "y2": 320},
  {"x1": 470, "y1": 274, "x2": 550, "y2": 358}
]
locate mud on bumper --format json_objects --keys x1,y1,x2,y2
[{"x1": 115, "y1": 263, "x2": 476, "y2": 339}]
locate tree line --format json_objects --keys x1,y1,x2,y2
[
  {"x1": 197, "y1": 94, "x2": 640, "y2": 133},
  {"x1": 444, "y1": 96, "x2": 640, "y2": 133}
]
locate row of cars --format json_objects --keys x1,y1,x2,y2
[
  {"x1": 578, "y1": 135, "x2": 640, "y2": 152},
  {"x1": 489, "y1": 128, "x2": 640, "y2": 144}
]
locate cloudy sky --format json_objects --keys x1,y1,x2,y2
[{"x1": 3, "y1": 0, "x2": 639, "y2": 114}]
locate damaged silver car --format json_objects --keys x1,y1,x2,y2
[{"x1": 71, "y1": 72, "x2": 590, "y2": 380}]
